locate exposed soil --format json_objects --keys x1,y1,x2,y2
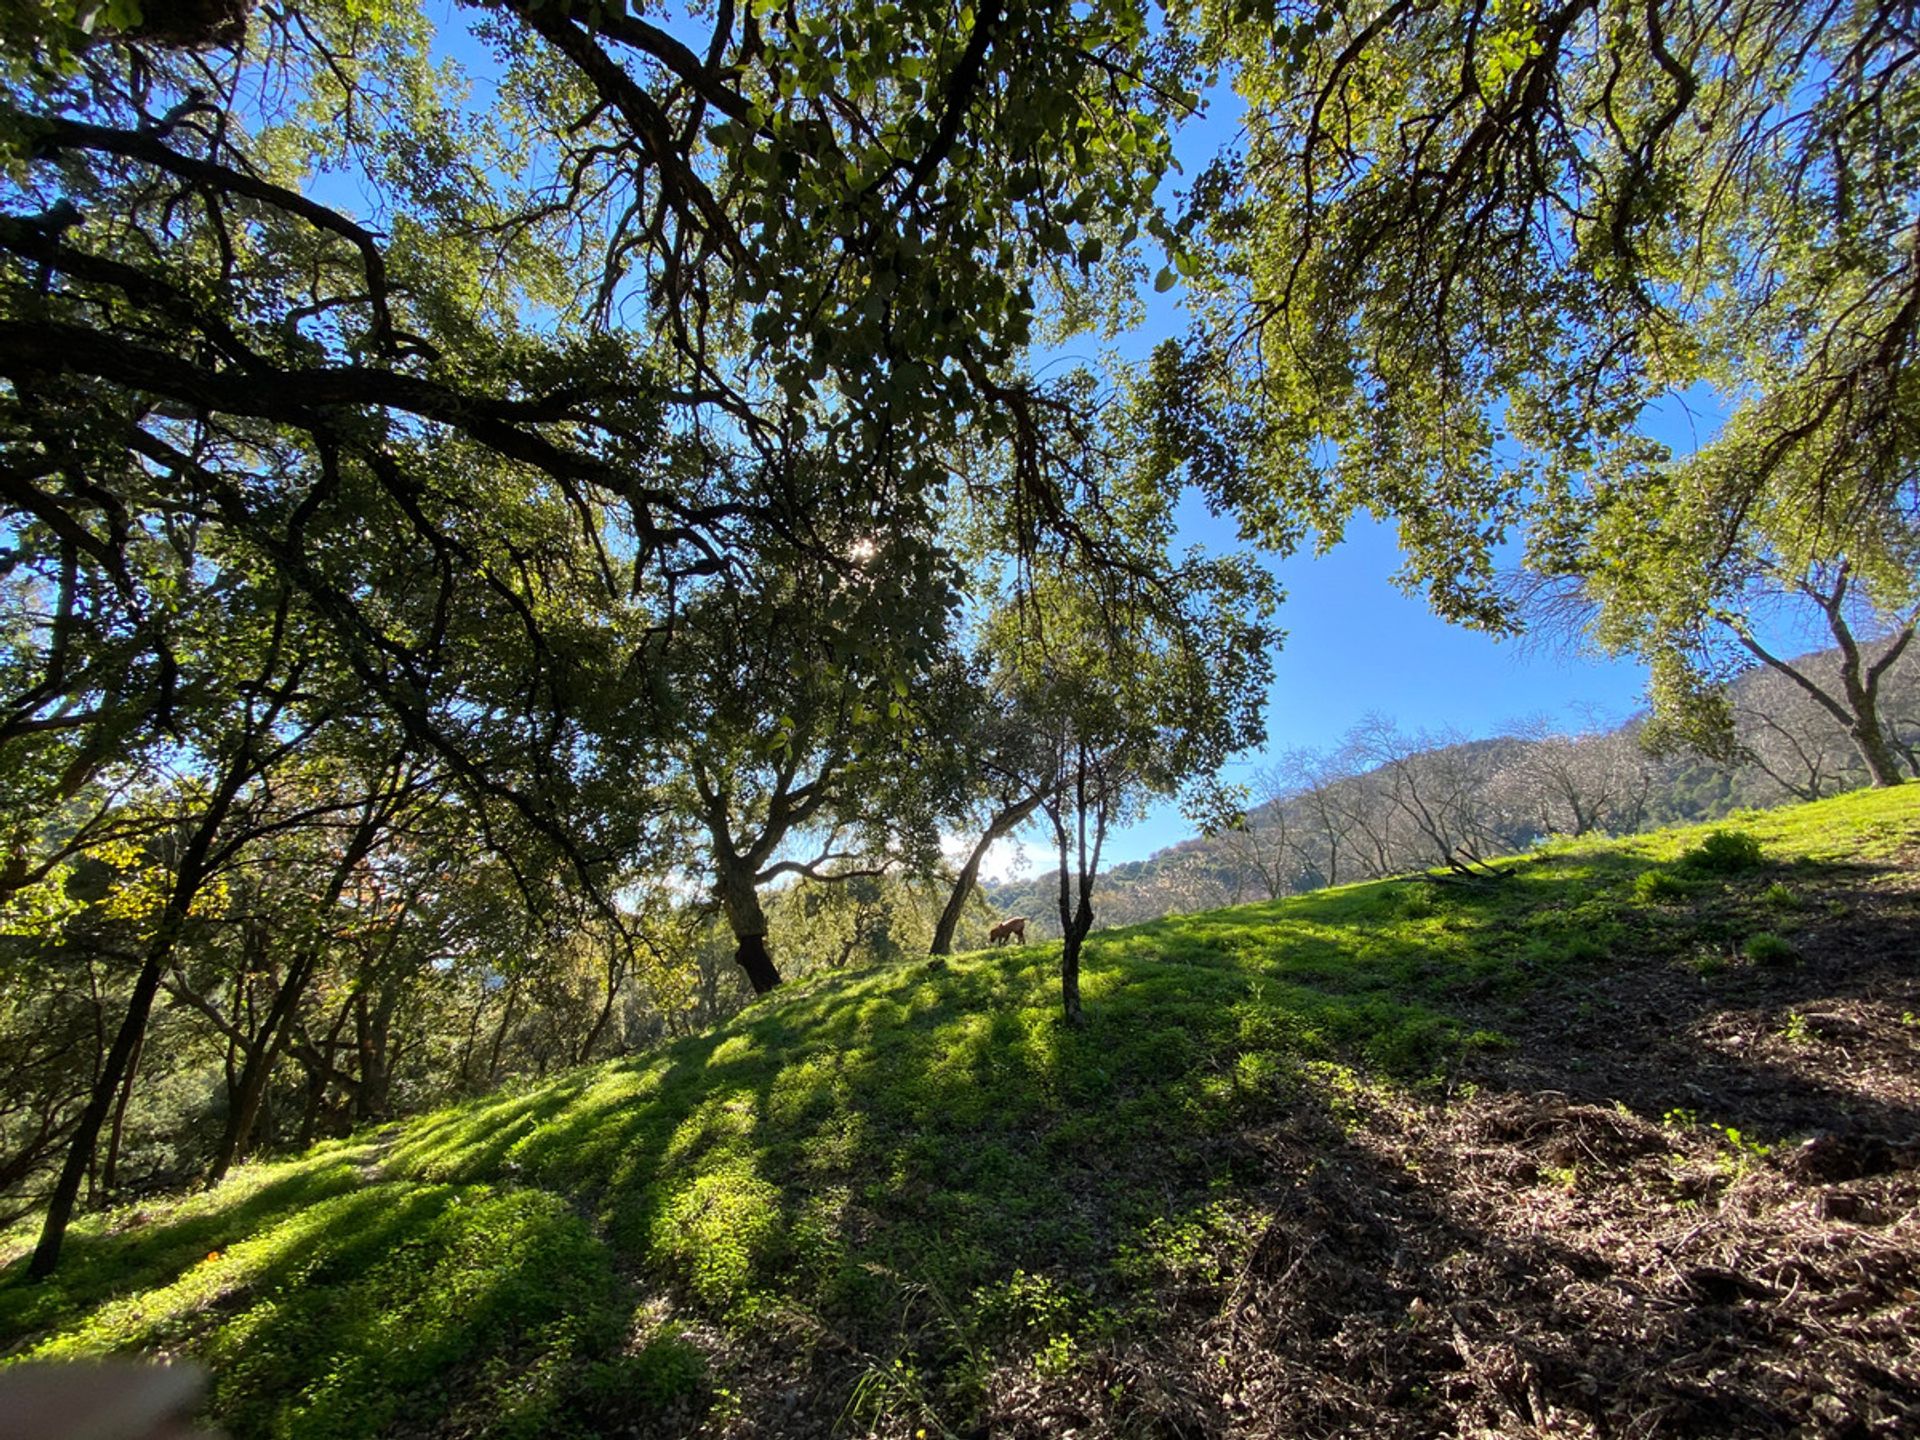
[{"x1": 973, "y1": 853, "x2": 1920, "y2": 1438}]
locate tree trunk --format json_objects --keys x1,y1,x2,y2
[
  {"x1": 101, "y1": 1022, "x2": 145, "y2": 1196},
  {"x1": 30, "y1": 941, "x2": 170, "y2": 1278},
  {"x1": 578, "y1": 942, "x2": 626, "y2": 1064},
  {"x1": 931, "y1": 792, "x2": 1041, "y2": 955},
  {"x1": 1058, "y1": 897, "x2": 1091, "y2": 1027},
  {"x1": 1048, "y1": 744, "x2": 1106, "y2": 1028},
  {"x1": 208, "y1": 955, "x2": 313, "y2": 1183},
  {"x1": 717, "y1": 868, "x2": 781, "y2": 993},
  {"x1": 1850, "y1": 720, "x2": 1906, "y2": 787},
  {"x1": 1832, "y1": 605, "x2": 1908, "y2": 787},
  {"x1": 294, "y1": 1060, "x2": 327, "y2": 1151},
  {"x1": 482, "y1": 978, "x2": 519, "y2": 1088},
  {"x1": 28, "y1": 719, "x2": 250, "y2": 1277},
  {"x1": 1743, "y1": 567, "x2": 1915, "y2": 790},
  {"x1": 214, "y1": 802, "x2": 387, "y2": 1177},
  {"x1": 732, "y1": 934, "x2": 781, "y2": 994}
]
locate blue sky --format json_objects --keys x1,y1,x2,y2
[
  {"x1": 983, "y1": 516, "x2": 1658, "y2": 877},
  {"x1": 992, "y1": 83, "x2": 1669, "y2": 872}
]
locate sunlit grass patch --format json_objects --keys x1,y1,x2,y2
[{"x1": 8, "y1": 1180, "x2": 624, "y2": 1439}]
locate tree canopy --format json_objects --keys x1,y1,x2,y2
[{"x1": 1170, "y1": 0, "x2": 1920, "y2": 655}]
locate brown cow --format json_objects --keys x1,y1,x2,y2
[{"x1": 987, "y1": 916, "x2": 1028, "y2": 946}]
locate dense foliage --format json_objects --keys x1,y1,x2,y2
[{"x1": 1168, "y1": 0, "x2": 1920, "y2": 742}]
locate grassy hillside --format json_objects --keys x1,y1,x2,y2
[{"x1": 4, "y1": 788, "x2": 1919, "y2": 1436}]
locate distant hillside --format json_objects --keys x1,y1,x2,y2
[
  {"x1": 5, "y1": 787, "x2": 1918, "y2": 1437},
  {"x1": 987, "y1": 642, "x2": 1920, "y2": 935}
]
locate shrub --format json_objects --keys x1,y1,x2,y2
[
  {"x1": 1633, "y1": 869, "x2": 1692, "y2": 902},
  {"x1": 649, "y1": 1163, "x2": 786, "y2": 1309},
  {"x1": 1743, "y1": 932, "x2": 1797, "y2": 967},
  {"x1": 1678, "y1": 830, "x2": 1764, "y2": 875},
  {"x1": 1395, "y1": 888, "x2": 1440, "y2": 919},
  {"x1": 586, "y1": 1326, "x2": 705, "y2": 1408}
]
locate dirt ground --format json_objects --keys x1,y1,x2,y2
[{"x1": 974, "y1": 857, "x2": 1920, "y2": 1438}]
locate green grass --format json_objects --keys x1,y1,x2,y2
[{"x1": 4, "y1": 784, "x2": 1916, "y2": 1437}]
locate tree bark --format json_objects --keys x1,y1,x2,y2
[
  {"x1": 1048, "y1": 743, "x2": 1106, "y2": 1028},
  {"x1": 100, "y1": 1023, "x2": 144, "y2": 1196},
  {"x1": 930, "y1": 792, "x2": 1041, "y2": 955},
  {"x1": 208, "y1": 954, "x2": 313, "y2": 1183},
  {"x1": 1057, "y1": 892, "x2": 1091, "y2": 1026},
  {"x1": 213, "y1": 796, "x2": 393, "y2": 1179},
  {"x1": 294, "y1": 1061, "x2": 327, "y2": 1151},
  {"x1": 31, "y1": 936, "x2": 172, "y2": 1278},
  {"x1": 483, "y1": 978, "x2": 520, "y2": 1088},
  {"x1": 732, "y1": 933, "x2": 781, "y2": 993},
  {"x1": 1850, "y1": 720, "x2": 1906, "y2": 787},
  {"x1": 577, "y1": 941, "x2": 627, "y2": 1064},
  {"x1": 29, "y1": 709, "x2": 259, "y2": 1277},
  {"x1": 1830, "y1": 593, "x2": 1911, "y2": 787},
  {"x1": 1736, "y1": 567, "x2": 1915, "y2": 789},
  {"x1": 716, "y1": 867, "x2": 781, "y2": 993}
]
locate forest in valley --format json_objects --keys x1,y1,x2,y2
[{"x1": 1, "y1": 0, "x2": 1919, "y2": 1432}]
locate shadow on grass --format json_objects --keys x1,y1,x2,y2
[
  {"x1": 0, "y1": 1156, "x2": 365, "y2": 1343},
  {"x1": 4, "y1": 1173, "x2": 630, "y2": 1439}
]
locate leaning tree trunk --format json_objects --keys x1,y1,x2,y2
[
  {"x1": 1849, "y1": 719, "x2": 1907, "y2": 787},
  {"x1": 1839, "y1": 639, "x2": 1907, "y2": 786},
  {"x1": 29, "y1": 740, "x2": 246, "y2": 1278},
  {"x1": 214, "y1": 805, "x2": 388, "y2": 1179},
  {"x1": 31, "y1": 926, "x2": 178, "y2": 1278},
  {"x1": 931, "y1": 792, "x2": 1042, "y2": 955},
  {"x1": 716, "y1": 867, "x2": 782, "y2": 994},
  {"x1": 101, "y1": 1023, "x2": 145, "y2": 1196},
  {"x1": 208, "y1": 952, "x2": 316, "y2": 1183},
  {"x1": 577, "y1": 941, "x2": 627, "y2": 1064}
]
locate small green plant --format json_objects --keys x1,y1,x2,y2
[
  {"x1": 1540, "y1": 1163, "x2": 1578, "y2": 1190},
  {"x1": 1710, "y1": 1121, "x2": 1773, "y2": 1173},
  {"x1": 1692, "y1": 951, "x2": 1727, "y2": 977},
  {"x1": 1396, "y1": 889, "x2": 1439, "y2": 920},
  {"x1": 843, "y1": 1357, "x2": 931, "y2": 1433},
  {"x1": 1760, "y1": 882, "x2": 1803, "y2": 910},
  {"x1": 1633, "y1": 868, "x2": 1692, "y2": 902},
  {"x1": 1663, "y1": 1107, "x2": 1699, "y2": 1130},
  {"x1": 1778, "y1": 1011, "x2": 1812, "y2": 1046},
  {"x1": 1677, "y1": 829, "x2": 1765, "y2": 875},
  {"x1": 1036, "y1": 1332, "x2": 1078, "y2": 1377},
  {"x1": 1743, "y1": 932, "x2": 1797, "y2": 967},
  {"x1": 589, "y1": 1326, "x2": 706, "y2": 1407}
]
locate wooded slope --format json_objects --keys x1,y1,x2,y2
[{"x1": 4, "y1": 787, "x2": 1917, "y2": 1437}]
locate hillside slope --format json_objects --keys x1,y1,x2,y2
[
  {"x1": 5, "y1": 789, "x2": 1920, "y2": 1437},
  {"x1": 987, "y1": 644, "x2": 1920, "y2": 936}
]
